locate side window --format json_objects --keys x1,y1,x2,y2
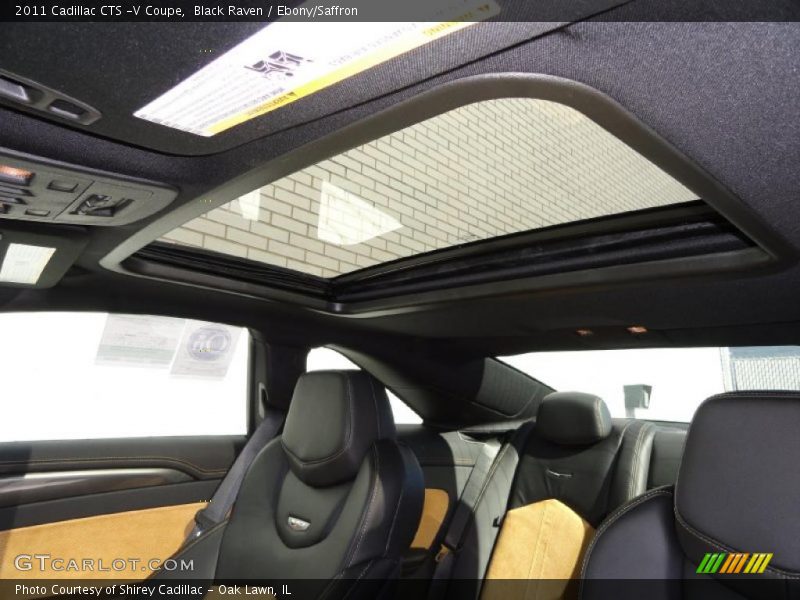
[
  {"x1": 0, "y1": 312, "x2": 249, "y2": 442},
  {"x1": 306, "y1": 347, "x2": 422, "y2": 425}
]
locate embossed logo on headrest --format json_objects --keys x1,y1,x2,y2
[{"x1": 287, "y1": 515, "x2": 310, "y2": 532}]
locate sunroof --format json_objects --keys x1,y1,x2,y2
[{"x1": 160, "y1": 98, "x2": 698, "y2": 278}]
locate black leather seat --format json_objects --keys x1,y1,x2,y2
[
  {"x1": 507, "y1": 391, "x2": 655, "y2": 526},
  {"x1": 166, "y1": 370, "x2": 424, "y2": 598},
  {"x1": 581, "y1": 392, "x2": 800, "y2": 600},
  {"x1": 447, "y1": 392, "x2": 655, "y2": 598}
]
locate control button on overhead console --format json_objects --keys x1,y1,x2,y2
[
  {"x1": 72, "y1": 194, "x2": 132, "y2": 217},
  {"x1": 48, "y1": 180, "x2": 78, "y2": 193},
  {"x1": 0, "y1": 185, "x2": 32, "y2": 197},
  {"x1": 84, "y1": 194, "x2": 112, "y2": 207}
]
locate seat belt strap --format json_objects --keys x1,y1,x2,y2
[
  {"x1": 429, "y1": 439, "x2": 502, "y2": 587},
  {"x1": 188, "y1": 408, "x2": 285, "y2": 539},
  {"x1": 428, "y1": 421, "x2": 535, "y2": 599}
]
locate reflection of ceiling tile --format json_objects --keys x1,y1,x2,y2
[
  {"x1": 318, "y1": 182, "x2": 402, "y2": 246},
  {"x1": 236, "y1": 190, "x2": 261, "y2": 221}
]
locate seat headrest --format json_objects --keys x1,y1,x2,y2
[
  {"x1": 281, "y1": 370, "x2": 396, "y2": 487},
  {"x1": 676, "y1": 392, "x2": 800, "y2": 573},
  {"x1": 536, "y1": 391, "x2": 612, "y2": 445}
]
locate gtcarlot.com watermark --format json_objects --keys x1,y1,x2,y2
[{"x1": 14, "y1": 553, "x2": 193, "y2": 573}]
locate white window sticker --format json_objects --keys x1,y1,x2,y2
[
  {"x1": 171, "y1": 320, "x2": 244, "y2": 379},
  {"x1": 134, "y1": 1, "x2": 500, "y2": 136},
  {"x1": 96, "y1": 315, "x2": 185, "y2": 366}
]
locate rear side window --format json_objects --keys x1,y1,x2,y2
[
  {"x1": 306, "y1": 347, "x2": 422, "y2": 425},
  {"x1": 502, "y1": 346, "x2": 800, "y2": 422},
  {"x1": 0, "y1": 312, "x2": 248, "y2": 442}
]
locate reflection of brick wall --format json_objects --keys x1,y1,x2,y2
[{"x1": 164, "y1": 98, "x2": 696, "y2": 277}]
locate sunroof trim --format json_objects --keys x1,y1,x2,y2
[
  {"x1": 331, "y1": 200, "x2": 713, "y2": 283},
  {"x1": 129, "y1": 202, "x2": 769, "y2": 315},
  {"x1": 102, "y1": 73, "x2": 789, "y2": 312}
]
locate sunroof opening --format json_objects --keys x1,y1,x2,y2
[{"x1": 160, "y1": 98, "x2": 698, "y2": 278}]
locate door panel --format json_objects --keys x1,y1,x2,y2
[
  {"x1": 0, "y1": 468, "x2": 192, "y2": 508},
  {"x1": 0, "y1": 436, "x2": 245, "y2": 480},
  {"x1": 0, "y1": 437, "x2": 243, "y2": 531},
  {"x1": 0, "y1": 502, "x2": 206, "y2": 579},
  {"x1": 0, "y1": 479, "x2": 219, "y2": 531},
  {"x1": 0, "y1": 312, "x2": 256, "y2": 584},
  {"x1": 0, "y1": 437, "x2": 238, "y2": 581}
]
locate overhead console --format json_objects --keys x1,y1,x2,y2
[{"x1": 0, "y1": 151, "x2": 176, "y2": 226}]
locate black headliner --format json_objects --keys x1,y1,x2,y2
[{"x1": 1, "y1": 14, "x2": 799, "y2": 366}]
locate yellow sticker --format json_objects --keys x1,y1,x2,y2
[{"x1": 134, "y1": 1, "x2": 501, "y2": 137}]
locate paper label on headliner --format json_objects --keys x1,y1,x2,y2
[{"x1": 133, "y1": 1, "x2": 500, "y2": 137}]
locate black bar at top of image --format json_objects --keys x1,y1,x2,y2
[{"x1": 0, "y1": 0, "x2": 799, "y2": 22}]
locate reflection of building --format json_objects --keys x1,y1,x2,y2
[{"x1": 720, "y1": 347, "x2": 800, "y2": 391}]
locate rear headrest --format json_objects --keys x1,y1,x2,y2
[
  {"x1": 281, "y1": 370, "x2": 395, "y2": 487},
  {"x1": 676, "y1": 392, "x2": 800, "y2": 573},
  {"x1": 536, "y1": 391, "x2": 612, "y2": 445}
]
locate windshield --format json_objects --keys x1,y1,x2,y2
[{"x1": 501, "y1": 346, "x2": 800, "y2": 422}]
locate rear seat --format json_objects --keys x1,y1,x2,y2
[
  {"x1": 442, "y1": 391, "x2": 656, "y2": 599},
  {"x1": 647, "y1": 425, "x2": 687, "y2": 488}
]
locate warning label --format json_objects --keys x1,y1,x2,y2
[
  {"x1": 134, "y1": 0, "x2": 500, "y2": 136},
  {"x1": 246, "y1": 50, "x2": 313, "y2": 80}
]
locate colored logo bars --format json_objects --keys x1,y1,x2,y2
[{"x1": 697, "y1": 553, "x2": 773, "y2": 575}]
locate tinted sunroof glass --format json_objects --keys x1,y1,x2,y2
[{"x1": 161, "y1": 98, "x2": 698, "y2": 278}]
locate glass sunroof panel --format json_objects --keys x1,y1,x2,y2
[{"x1": 160, "y1": 98, "x2": 698, "y2": 278}]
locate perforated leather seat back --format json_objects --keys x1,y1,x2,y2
[
  {"x1": 582, "y1": 392, "x2": 800, "y2": 600},
  {"x1": 160, "y1": 371, "x2": 424, "y2": 600}
]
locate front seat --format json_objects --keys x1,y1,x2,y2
[
  {"x1": 166, "y1": 370, "x2": 424, "y2": 599},
  {"x1": 581, "y1": 392, "x2": 800, "y2": 600}
]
